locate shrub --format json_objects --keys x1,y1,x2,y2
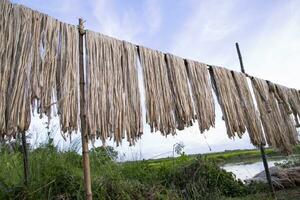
[{"x1": 164, "y1": 156, "x2": 248, "y2": 199}]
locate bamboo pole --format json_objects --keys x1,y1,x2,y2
[
  {"x1": 21, "y1": 132, "x2": 29, "y2": 187},
  {"x1": 78, "y1": 18, "x2": 93, "y2": 200},
  {"x1": 235, "y1": 42, "x2": 275, "y2": 197}
]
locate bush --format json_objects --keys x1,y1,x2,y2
[
  {"x1": 164, "y1": 156, "x2": 248, "y2": 199},
  {"x1": 90, "y1": 146, "x2": 118, "y2": 164}
]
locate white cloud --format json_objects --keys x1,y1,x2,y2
[
  {"x1": 89, "y1": 0, "x2": 140, "y2": 42},
  {"x1": 169, "y1": 0, "x2": 300, "y2": 89},
  {"x1": 89, "y1": 0, "x2": 162, "y2": 44},
  {"x1": 143, "y1": 0, "x2": 162, "y2": 35},
  {"x1": 245, "y1": 1, "x2": 300, "y2": 89},
  {"x1": 169, "y1": 0, "x2": 246, "y2": 66}
]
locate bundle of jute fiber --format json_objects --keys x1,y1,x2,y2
[
  {"x1": 30, "y1": 10, "x2": 43, "y2": 106},
  {"x1": 274, "y1": 84, "x2": 292, "y2": 115},
  {"x1": 269, "y1": 82, "x2": 298, "y2": 152},
  {"x1": 0, "y1": 1, "x2": 13, "y2": 137},
  {"x1": 55, "y1": 22, "x2": 80, "y2": 133},
  {"x1": 37, "y1": 15, "x2": 60, "y2": 119},
  {"x1": 251, "y1": 78, "x2": 295, "y2": 154},
  {"x1": 288, "y1": 88, "x2": 300, "y2": 126},
  {"x1": 185, "y1": 60, "x2": 215, "y2": 133},
  {"x1": 138, "y1": 46, "x2": 176, "y2": 135},
  {"x1": 0, "y1": 0, "x2": 10, "y2": 4},
  {"x1": 277, "y1": 100, "x2": 298, "y2": 147},
  {"x1": 85, "y1": 31, "x2": 142, "y2": 145},
  {"x1": 122, "y1": 41, "x2": 143, "y2": 144},
  {"x1": 274, "y1": 84, "x2": 300, "y2": 126},
  {"x1": 232, "y1": 72, "x2": 265, "y2": 146},
  {"x1": 29, "y1": 9, "x2": 79, "y2": 133},
  {"x1": 251, "y1": 78, "x2": 274, "y2": 146},
  {"x1": 0, "y1": 0, "x2": 80, "y2": 137},
  {"x1": 210, "y1": 66, "x2": 246, "y2": 138},
  {"x1": 165, "y1": 54, "x2": 194, "y2": 130},
  {"x1": 85, "y1": 31, "x2": 121, "y2": 143},
  {"x1": 4, "y1": 4, "x2": 33, "y2": 137},
  {"x1": 84, "y1": 31, "x2": 99, "y2": 140},
  {"x1": 273, "y1": 84, "x2": 299, "y2": 140}
]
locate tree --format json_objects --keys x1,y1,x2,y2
[
  {"x1": 90, "y1": 146, "x2": 118, "y2": 163},
  {"x1": 173, "y1": 142, "x2": 185, "y2": 156}
]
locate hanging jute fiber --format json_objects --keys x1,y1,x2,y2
[
  {"x1": 29, "y1": 10, "x2": 80, "y2": 134},
  {"x1": 165, "y1": 54, "x2": 194, "y2": 130},
  {"x1": 287, "y1": 88, "x2": 300, "y2": 126},
  {"x1": 85, "y1": 31, "x2": 142, "y2": 145},
  {"x1": 138, "y1": 46, "x2": 176, "y2": 135},
  {"x1": 273, "y1": 84, "x2": 298, "y2": 143},
  {"x1": 0, "y1": 1, "x2": 79, "y2": 138},
  {"x1": 1, "y1": 0, "x2": 299, "y2": 149},
  {"x1": 273, "y1": 84, "x2": 293, "y2": 114},
  {"x1": 139, "y1": 48, "x2": 197, "y2": 136},
  {"x1": 55, "y1": 22, "x2": 79, "y2": 134},
  {"x1": 232, "y1": 72, "x2": 265, "y2": 146},
  {"x1": 122, "y1": 41, "x2": 143, "y2": 144},
  {"x1": 0, "y1": 1, "x2": 13, "y2": 137},
  {"x1": 185, "y1": 60, "x2": 215, "y2": 133},
  {"x1": 251, "y1": 78, "x2": 297, "y2": 154},
  {"x1": 1, "y1": 3, "x2": 32, "y2": 137},
  {"x1": 274, "y1": 84, "x2": 297, "y2": 123},
  {"x1": 210, "y1": 66, "x2": 246, "y2": 138},
  {"x1": 270, "y1": 82, "x2": 298, "y2": 152}
]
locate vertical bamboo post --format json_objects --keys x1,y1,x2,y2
[
  {"x1": 235, "y1": 42, "x2": 275, "y2": 197},
  {"x1": 21, "y1": 132, "x2": 29, "y2": 187},
  {"x1": 78, "y1": 18, "x2": 93, "y2": 200}
]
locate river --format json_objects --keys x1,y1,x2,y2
[{"x1": 222, "y1": 157, "x2": 286, "y2": 181}]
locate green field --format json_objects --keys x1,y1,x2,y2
[{"x1": 143, "y1": 145, "x2": 300, "y2": 167}]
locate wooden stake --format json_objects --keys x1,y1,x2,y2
[
  {"x1": 78, "y1": 18, "x2": 93, "y2": 200},
  {"x1": 235, "y1": 43, "x2": 245, "y2": 74},
  {"x1": 235, "y1": 42, "x2": 275, "y2": 197},
  {"x1": 21, "y1": 132, "x2": 29, "y2": 187}
]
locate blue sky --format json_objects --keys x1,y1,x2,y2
[{"x1": 12, "y1": 0, "x2": 300, "y2": 160}]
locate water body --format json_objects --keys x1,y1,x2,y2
[{"x1": 222, "y1": 158, "x2": 285, "y2": 181}]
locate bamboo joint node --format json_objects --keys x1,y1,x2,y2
[{"x1": 78, "y1": 18, "x2": 86, "y2": 35}]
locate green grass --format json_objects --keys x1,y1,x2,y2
[
  {"x1": 203, "y1": 148, "x2": 276, "y2": 164},
  {"x1": 140, "y1": 147, "x2": 291, "y2": 168},
  {"x1": 0, "y1": 143, "x2": 250, "y2": 199},
  {"x1": 1, "y1": 142, "x2": 299, "y2": 199}
]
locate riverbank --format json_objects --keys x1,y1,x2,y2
[{"x1": 142, "y1": 145, "x2": 300, "y2": 167}]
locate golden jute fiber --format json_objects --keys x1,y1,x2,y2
[
  {"x1": 186, "y1": 60, "x2": 215, "y2": 133},
  {"x1": 139, "y1": 47, "x2": 176, "y2": 135},
  {"x1": 273, "y1": 84, "x2": 298, "y2": 145},
  {"x1": 0, "y1": 0, "x2": 299, "y2": 149},
  {"x1": 165, "y1": 54, "x2": 194, "y2": 130},
  {"x1": 1, "y1": 4, "x2": 32, "y2": 137},
  {"x1": 0, "y1": 1, "x2": 79, "y2": 138},
  {"x1": 210, "y1": 66, "x2": 246, "y2": 138},
  {"x1": 85, "y1": 31, "x2": 142, "y2": 145},
  {"x1": 251, "y1": 78, "x2": 297, "y2": 154},
  {"x1": 288, "y1": 88, "x2": 300, "y2": 125},
  {"x1": 232, "y1": 72, "x2": 265, "y2": 146}
]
